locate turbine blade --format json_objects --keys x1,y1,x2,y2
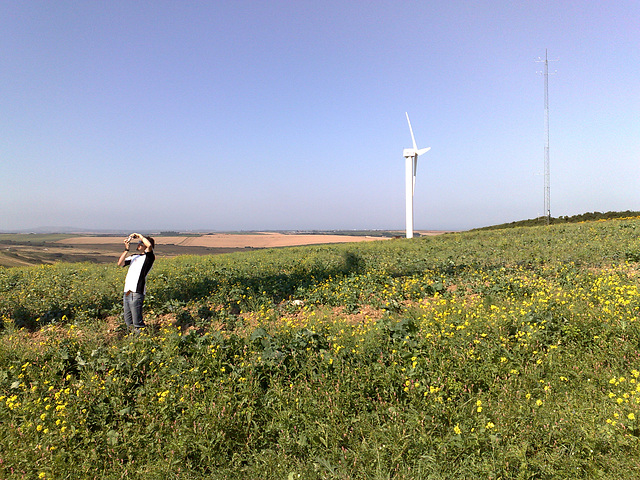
[
  {"x1": 417, "y1": 147, "x2": 431, "y2": 156},
  {"x1": 406, "y1": 112, "x2": 417, "y2": 151}
]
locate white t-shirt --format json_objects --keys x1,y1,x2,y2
[{"x1": 123, "y1": 252, "x2": 155, "y2": 294}]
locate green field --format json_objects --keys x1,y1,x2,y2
[{"x1": 1, "y1": 219, "x2": 640, "y2": 479}]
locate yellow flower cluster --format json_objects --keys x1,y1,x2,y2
[{"x1": 606, "y1": 369, "x2": 640, "y2": 428}]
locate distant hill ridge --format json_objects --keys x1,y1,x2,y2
[
  {"x1": 4, "y1": 211, "x2": 640, "y2": 235},
  {"x1": 474, "y1": 210, "x2": 640, "y2": 231}
]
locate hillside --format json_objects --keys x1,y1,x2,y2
[
  {"x1": 1, "y1": 218, "x2": 640, "y2": 479},
  {"x1": 474, "y1": 210, "x2": 640, "y2": 230}
]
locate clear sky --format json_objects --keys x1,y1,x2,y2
[{"x1": 1, "y1": 1, "x2": 638, "y2": 232}]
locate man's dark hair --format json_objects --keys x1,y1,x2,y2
[{"x1": 147, "y1": 236, "x2": 155, "y2": 249}]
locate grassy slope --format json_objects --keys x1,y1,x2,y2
[
  {"x1": 474, "y1": 210, "x2": 640, "y2": 230},
  {"x1": 1, "y1": 219, "x2": 640, "y2": 479}
]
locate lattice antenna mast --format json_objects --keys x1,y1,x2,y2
[{"x1": 536, "y1": 49, "x2": 556, "y2": 225}]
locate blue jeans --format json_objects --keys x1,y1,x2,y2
[{"x1": 123, "y1": 292, "x2": 146, "y2": 331}]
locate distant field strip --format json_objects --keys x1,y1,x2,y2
[{"x1": 56, "y1": 233, "x2": 389, "y2": 249}]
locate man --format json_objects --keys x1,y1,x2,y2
[{"x1": 117, "y1": 233, "x2": 155, "y2": 332}]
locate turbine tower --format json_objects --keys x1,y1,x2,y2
[{"x1": 402, "y1": 112, "x2": 431, "y2": 238}]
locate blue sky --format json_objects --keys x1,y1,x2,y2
[{"x1": 1, "y1": 1, "x2": 638, "y2": 232}]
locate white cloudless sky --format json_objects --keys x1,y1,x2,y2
[{"x1": 1, "y1": 1, "x2": 638, "y2": 232}]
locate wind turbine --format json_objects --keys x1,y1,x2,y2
[{"x1": 402, "y1": 112, "x2": 431, "y2": 238}]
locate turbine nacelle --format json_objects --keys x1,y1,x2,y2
[{"x1": 403, "y1": 147, "x2": 431, "y2": 158}]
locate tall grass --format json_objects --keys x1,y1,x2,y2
[{"x1": 1, "y1": 219, "x2": 640, "y2": 478}]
